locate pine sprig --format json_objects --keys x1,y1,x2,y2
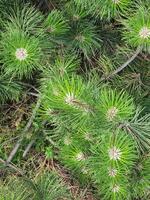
[
  {"x1": 122, "y1": 5, "x2": 150, "y2": 52},
  {"x1": 124, "y1": 108, "x2": 150, "y2": 152},
  {"x1": 68, "y1": 21, "x2": 101, "y2": 58},
  {"x1": 41, "y1": 73, "x2": 94, "y2": 128},
  {"x1": 51, "y1": 53, "x2": 80, "y2": 75},
  {"x1": 59, "y1": 134, "x2": 91, "y2": 184},
  {"x1": 0, "y1": 28, "x2": 44, "y2": 79},
  {"x1": 97, "y1": 88, "x2": 135, "y2": 124},
  {"x1": 44, "y1": 9, "x2": 69, "y2": 38},
  {"x1": 64, "y1": 1, "x2": 89, "y2": 22},
  {"x1": 93, "y1": 0, "x2": 132, "y2": 20},
  {"x1": 3, "y1": 3, "x2": 44, "y2": 35},
  {"x1": 89, "y1": 130, "x2": 137, "y2": 200}
]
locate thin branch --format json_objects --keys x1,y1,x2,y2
[
  {"x1": 22, "y1": 120, "x2": 47, "y2": 158},
  {"x1": 6, "y1": 97, "x2": 42, "y2": 164},
  {"x1": 101, "y1": 46, "x2": 142, "y2": 81},
  {"x1": 22, "y1": 139, "x2": 35, "y2": 158},
  {"x1": 28, "y1": 92, "x2": 40, "y2": 97}
]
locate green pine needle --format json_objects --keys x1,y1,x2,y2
[
  {"x1": 3, "y1": 3, "x2": 44, "y2": 35},
  {"x1": 33, "y1": 171, "x2": 71, "y2": 200},
  {"x1": 90, "y1": 130, "x2": 137, "y2": 174},
  {"x1": 68, "y1": 21, "x2": 101, "y2": 58},
  {"x1": 122, "y1": 5, "x2": 150, "y2": 51},
  {"x1": 0, "y1": 75, "x2": 22, "y2": 104},
  {"x1": 41, "y1": 73, "x2": 94, "y2": 128},
  {"x1": 97, "y1": 88, "x2": 135, "y2": 123},
  {"x1": 89, "y1": 130, "x2": 137, "y2": 199},
  {"x1": 0, "y1": 28, "x2": 43, "y2": 79},
  {"x1": 59, "y1": 137, "x2": 90, "y2": 184},
  {"x1": 51, "y1": 53, "x2": 80, "y2": 75},
  {"x1": 93, "y1": 0, "x2": 132, "y2": 20},
  {"x1": 44, "y1": 9, "x2": 69, "y2": 37},
  {"x1": 124, "y1": 108, "x2": 150, "y2": 152},
  {"x1": 64, "y1": 1, "x2": 89, "y2": 22}
]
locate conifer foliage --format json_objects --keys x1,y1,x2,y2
[{"x1": 0, "y1": 0, "x2": 150, "y2": 200}]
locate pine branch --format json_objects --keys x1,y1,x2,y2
[
  {"x1": 6, "y1": 97, "x2": 41, "y2": 164},
  {"x1": 101, "y1": 46, "x2": 142, "y2": 81}
]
